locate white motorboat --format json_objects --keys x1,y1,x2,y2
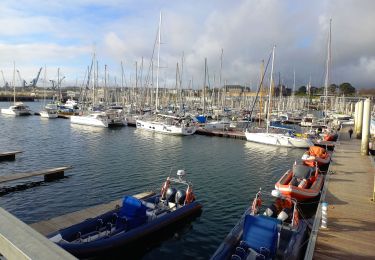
[
  {"x1": 40, "y1": 103, "x2": 58, "y2": 119},
  {"x1": 136, "y1": 114, "x2": 197, "y2": 136},
  {"x1": 1, "y1": 102, "x2": 32, "y2": 116},
  {"x1": 70, "y1": 112, "x2": 109, "y2": 127}
]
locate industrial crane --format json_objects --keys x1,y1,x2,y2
[
  {"x1": 29, "y1": 67, "x2": 42, "y2": 88},
  {"x1": 1, "y1": 70, "x2": 9, "y2": 88},
  {"x1": 16, "y1": 70, "x2": 28, "y2": 88},
  {"x1": 50, "y1": 76, "x2": 65, "y2": 90}
]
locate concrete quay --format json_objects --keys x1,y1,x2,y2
[{"x1": 312, "y1": 129, "x2": 375, "y2": 259}]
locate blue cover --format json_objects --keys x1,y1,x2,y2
[
  {"x1": 119, "y1": 196, "x2": 147, "y2": 218},
  {"x1": 196, "y1": 115, "x2": 207, "y2": 123},
  {"x1": 242, "y1": 215, "x2": 280, "y2": 257},
  {"x1": 118, "y1": 196, "x2": 148, "y2": 230}
]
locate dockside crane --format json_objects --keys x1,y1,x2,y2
[
  {"x1": 29, "y1": 67, "x2": 42, "y2": 88},
  {"x1": 16, "y1": 70, "x2": 28, "y2": 88},
  {"x1": 1, "y1": 70, "x2": 9, "y2": 88}
]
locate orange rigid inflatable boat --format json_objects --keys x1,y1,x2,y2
[
  {"x1": 301, "y1": 146, "x2": 331, "y2": 167},
  {"x1": 275, "y1": 164, "x2": 324, "y2": 201}
]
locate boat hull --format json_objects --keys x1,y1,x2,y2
[
  {"x1": 136, "y1": 120, "x2": 196, "y2": 136},
  {"x1": 70, "y1": 115, "x2": 108, "y2": 127},
  {"x1": 48, "y1": 195, "x2": 202, "y2": 258},
  {"x1": 302, "y1": 154, "x2": 331, "y2": 167},
  {"x1": 275, "y1": 170, "x2": 325, "y2": 201},
  {"x1": 245, "y1": 132, "x2": 313, "y2": 148},
  {"x1": 40, "y1": 110, "x2": 58, "y2": 119},
  {"x1": 211, "y1": 208, "x2": 308, "y2": 260},
  {"x1": 1, "y1": 108, "x2": 31, "y2": 116}
]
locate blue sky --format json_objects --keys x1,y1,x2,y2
[{"x1": 0, "y1": 0, "x2": 374, "y2": 89}]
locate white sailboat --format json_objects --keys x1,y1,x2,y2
[
  {"x1": 136, "y1": 114, "x2": 197, "y2": 135},
  {"x1": 40, "y1": 66, "x2": 58, "y2": 119},
  {"x1": 40, "y1": 103, "x2": 58, "y2": 119},
  {"x1": 70, "y1": 51, "x2": 127, "y2": 128},
  {"x1": 245, "y1": 46, "x2": 313, "y2": 148},
  {"x1": 135, "y1": 12, "x2": 196, "y2": 136},
  {"x1": 1, "y1": 62, "x2": 32, "y2": 116}
]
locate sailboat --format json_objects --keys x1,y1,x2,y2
[
  {"x1": 70, "y1": 52, "x2": 127, "y2": 128},
  {"x1": 40, "y1": 66, "x2": 58, "y2": 119},
  {"x1": 136, "y1": 12, "x2": 197, "y2": 136},
  {"x1": 245, "y1": 46, "x2": 313, "y2": 148},
  {"x1": 1, "y1": 62, "x2": 32, "y2": 116}
]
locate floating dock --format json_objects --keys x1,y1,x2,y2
[
  {"x1": 309, "y1": 129, "x2": 375, "y2": 259},
  {"x1": 195, "y1": 128, "x2": 246, "y2": 140},
  {"x1": 0, "y1": 166, "x2": 73, "y2": 183},
  {"x1": 0, "y1": 151, "x2": 23, "y2": 161},
  {"x1": 31, "y1": 191, "x2": 155, "y2": 236}
]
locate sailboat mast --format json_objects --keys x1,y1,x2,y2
[
  {"x1": 324, "y1": 19, "x2": 332, "y2": 125},
  {"x1": 43, "y1": 64, "x2": 47, "y2": 107},
  {"x1": 292, "y1": 69, "x2": 296, "y2": 110},
  {"x1": 155, "y1": 12, "x2": 162, "y2": 112},
  {"x1": 259, "y1": 60, "x2": 264, "y2": 126},
  {"x1": 13, "y1": 61, "x2": 16, "y2": 104},
  {"x1": 219, "y1": 49, "x2": 224, "y2": 110},
  {"x1": 266, "y1": 45, "x2": 276, "y2": 133},
  {"x1": 203, "y1": 58, "x2": 207, "y2": 115}
]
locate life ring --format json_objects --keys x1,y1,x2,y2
[
  {"x1": 160, "y1": 178, "x2": 170, "y2": 199},
  {"x1": 184, "y1": 186, "x2": 195, "y2": 205}
]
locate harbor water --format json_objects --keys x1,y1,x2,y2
[{"x1": 0, "y1": 101, "x2": 305, "y2": 259}]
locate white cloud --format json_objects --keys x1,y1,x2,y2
[{"x1": 0, "y1": 0, "x2": 374, "y2": 88}]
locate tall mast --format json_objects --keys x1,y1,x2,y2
[
  {"x1": 12, "y1": 61, "x2": 16, "y2": 104},
  {"x1": 219, "y1": 48, "x2": 224, "y2": 110},
  {"x1": 43, "y1": 64, "x2": 47, "y2": 106},
  {"x1": 203, "y1": 58, "x2": 207, "y2": 115},
  {"x1": 259, "y1": 60, "x2": 264, "y2": 126},
  {"x1": 155, "y1": 11, "x2": 162, "y2": 112},
  {"x1": 266, "y1": 45, "x2": 276, "y2": 133},
  {"x1": 292, "y1": 68, "x2": 296, "y2": 110},
  {"x1": 324, "y1": 19, "x2": 332, "y2": 125}
]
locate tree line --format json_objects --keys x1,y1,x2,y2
[{"x1": 295, "y1": 82, "x2": 356, "y2": 96}]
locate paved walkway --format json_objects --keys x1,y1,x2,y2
[{"x1": 313, "y1": 128, "x2": 375, "y2": 259}]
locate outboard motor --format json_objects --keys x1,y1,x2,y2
[
  {"x1": 165, "y1": 187, "x2": 177, "y2": 202},
  {"x1": 175, "y1": 189, "x2": 186, "y2": 205}
]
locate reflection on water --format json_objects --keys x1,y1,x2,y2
[
  {"x1": 0, "y1": 102, "x2": 306, "y2": 259},
  {"x1": 244, "y1": 141, "x2": 298, "y2": 158}
]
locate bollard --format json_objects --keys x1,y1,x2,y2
[
  {"x1": 361, "y1": 99, "x2": 371, "y2": 155},
  {"x1": 356, "y1": 100, "x2": 364, "y2": 139},
  {"x1": 321, "y1": 202, "x2": 328, "y2": 228}
]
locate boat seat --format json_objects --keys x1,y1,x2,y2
[
  {"x1": 235, "y1": 247, "x2": 246, "y2": 259},
  {"x1": 96, "y1": 218, "x2": 104, "y2": 230},
  {"x1": 293, "y1": 164, "x2": 313, "y2": 180},
  {"x1": 231, "y1": 254, "x2": 242, "y2": 260},
  {"x1": 242, "y1": 215, "x2": 280, "y2": 257},
  {"x1": 245, "y1": 248, "x2": 266, "y2": 260},
  {"x1": 239, "y1": 240, "x2": 249, "y2": 251}
]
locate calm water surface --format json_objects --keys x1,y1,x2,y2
[{"x1": 0, "y1": 101, "x2": 305, "y2": 259}]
